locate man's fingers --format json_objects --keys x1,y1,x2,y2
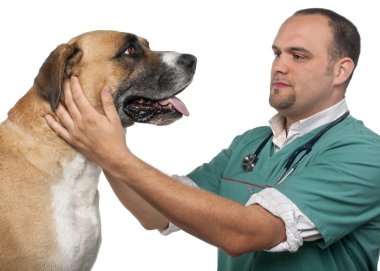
[
  {"x1": 70, "y1": 76, "x2": 96, "y2": 116},
  {"x1": 63, "y1": 79, "x2": 82, "y2": 121},
  {"x1": 44, "y1": 113, "x2": 89, "y2": 153},
  {"x1": 44, "y1": 113, "x2": 72, "y2": 143},
  {"x1": 55, "y1": 103, "x2": 75, "y2": 132},
  {"x1": 101, "y1": 86, "x2": 121, "y2": 123}
]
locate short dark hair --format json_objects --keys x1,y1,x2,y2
[{"x1": 293, "y1": 8, "x2": 361, "y2": 85}]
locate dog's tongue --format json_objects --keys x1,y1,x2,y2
[{"x1": 159, "y1": 97, "x2": 189, "y2": 116}]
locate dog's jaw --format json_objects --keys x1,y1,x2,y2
[{"x1": 116, "y1": 52, "x2": 196, "y2": 127}]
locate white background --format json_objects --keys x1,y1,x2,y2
[{"x1": 1, "y1": 1, "x2": 379, "y2": 270}]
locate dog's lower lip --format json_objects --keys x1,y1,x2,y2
[{"x1": 123, "y1": 97, "x2": 186, "y2": 123}]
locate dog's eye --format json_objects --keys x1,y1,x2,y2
[{"x1": 125, "y1": 46, "x2": 137, "y2": 55}]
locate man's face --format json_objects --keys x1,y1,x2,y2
[{"x1": 269, "y1": 14, "x2": 338, "y2": 121}]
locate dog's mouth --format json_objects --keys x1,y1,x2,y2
[{"x1": 123, "y1": 96, "x2": 189, "y2": 125}]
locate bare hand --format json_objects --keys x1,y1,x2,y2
[{"x1": 44, "y1": 76, "x2": 128, "y2": 168}]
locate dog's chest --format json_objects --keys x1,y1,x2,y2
[{"x1": 52, "y1": 153, "x2": 102, "y2": 271}]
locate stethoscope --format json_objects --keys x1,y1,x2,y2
[{"x1": 242, "y1": 111, "x2": 350, "y2": 184}]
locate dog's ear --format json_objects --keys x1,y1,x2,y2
[{"x1": 34, "y1": 43, "x2": 82, "y2": 111}]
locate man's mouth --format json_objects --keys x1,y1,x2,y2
[
  {"x1": 272, "y1": 80, "x2": 292, "y2": 89},
  {"x1": 123, "y1": 96, "x2": 189, "y2": 123}
]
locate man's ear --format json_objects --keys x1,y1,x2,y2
[
  {"x1": 34, "y1": 44, "x2": 83, "y2": 111},
  {"x1": 334, "y1": 57, "x2": 355, "y2": 86}
]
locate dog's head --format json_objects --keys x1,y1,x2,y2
[{"x1": 34, "y1": 30, "x2": 196, "y2": 127}]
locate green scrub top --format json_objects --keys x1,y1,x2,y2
[{"x1": 187, "y1": 116, "x2": 380, "y2": 271}]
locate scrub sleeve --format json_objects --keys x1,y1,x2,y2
[{"x1": 276, "y1": 118, "x2": 380, "y2": 271}]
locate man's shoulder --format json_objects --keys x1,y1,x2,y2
[
  {"x1": 230, "y1": 126, "x2": 272, "y2": 147},
  {"x1": 344, "y1": 116, "x2": 380, "y2": 140},
  {"x1": 239, "y1": 125, "x2": 272, "y2": 139},
  {"x1": 326, "y1": 116, "x2": 380, "y2": 149}
]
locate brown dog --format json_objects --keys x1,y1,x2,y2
[{"x1": 0, "y1": 30, "x2": 196, "y2": 271}]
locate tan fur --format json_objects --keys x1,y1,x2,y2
[
  {"x1": 0, "y1": 90, "x2": 72, "y2": 270},
  {"x1": 0, "y1": 31, "x2": 139, "y2": 270},
  {"x1": 0, "y1": 30, "x2": 195, "y2": 270}
]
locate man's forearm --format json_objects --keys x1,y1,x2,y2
[
  {"x1": 104, "y1": 171, "x2": 169, "y2": 231},
  {"x1": 105, "y1": 153, "x2": 286, "y2": 256}
]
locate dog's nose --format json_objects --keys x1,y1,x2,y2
[{"x1": 179, "y1": 54, "x2": 197, "y2": 73}]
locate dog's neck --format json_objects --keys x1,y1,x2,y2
[
  {"x1": 7, "y1": 87, "x2": 67, "y2": 144},
  {"x1": 8, "y1": 87, "x2": 52, "y2": 128},
  {"x1": 4, "y1": 87, "x2": 92, "y2": 176}
]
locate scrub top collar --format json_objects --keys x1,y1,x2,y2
[{"x1": 269, "y1": 98, "x2": 349, "y2": 150}]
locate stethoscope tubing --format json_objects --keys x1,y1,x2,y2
[{"x1": 242, "y1": 111, "x2": 350, "y2": 184}]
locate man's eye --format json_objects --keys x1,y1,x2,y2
[
  {"x1": 273, "y1": 50, "x2": 281, "y2": 58},
  {"x1": 125, "y1": 46, "x2": 137, "y2": 55},
  {"x1": 294, "y1": 54, "x2": 306, "y2": 61}
]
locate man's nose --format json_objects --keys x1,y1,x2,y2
[{"x1": 271, "y1": 56, "x2": 289, "y2": 74}]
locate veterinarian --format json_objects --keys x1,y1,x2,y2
[{"x1": 45, "y1": 8, "x2": 380, "y2": 271}]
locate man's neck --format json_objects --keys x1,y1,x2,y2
[{"x1": 269, "y1": 98, "x2": 348, "y2": 148}]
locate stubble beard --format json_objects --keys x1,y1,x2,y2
[{"x1": 269, "y1": 88, "x2": 296, "y2": 110}]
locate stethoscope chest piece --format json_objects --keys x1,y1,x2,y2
[
  {"x1": 242, "y1": 154, "x2": 257, "y2": 172},
  {"x1": 242, "y1": 132, "x2": 273, "y2": 172}
]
